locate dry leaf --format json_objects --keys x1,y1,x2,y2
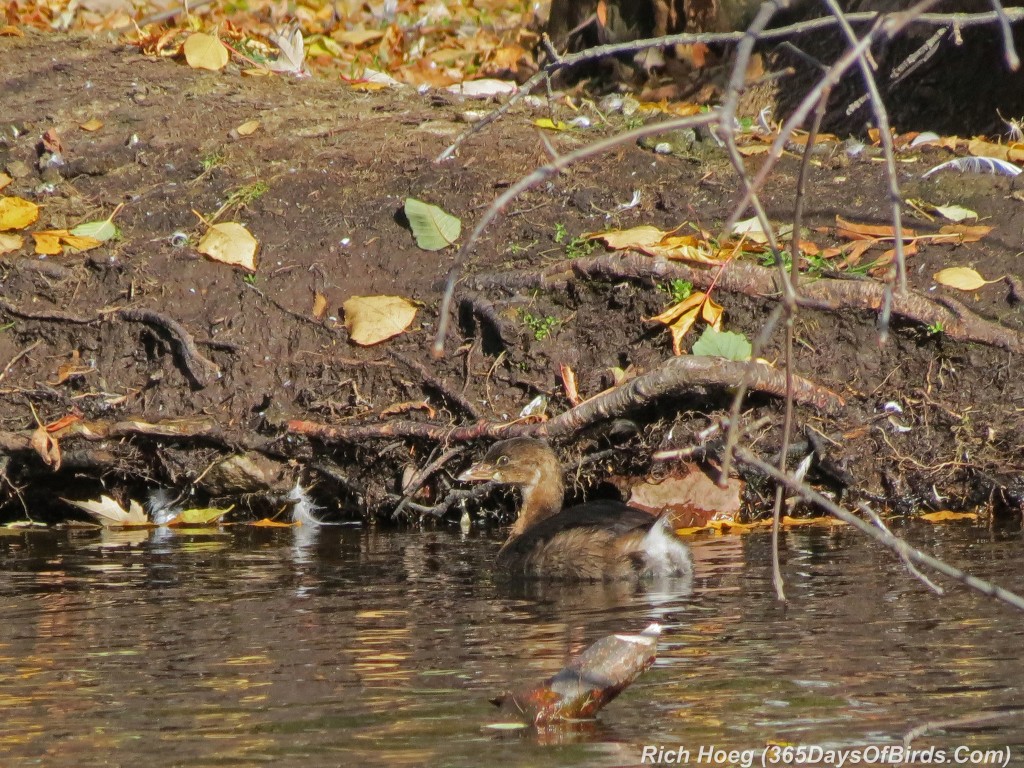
[
  {"x1": 31, "y1": 230, "x2": 63, "y2": 255},
  {"x1": 0, "y1": 232, "x2": 23, "y2": 254},
  {"x1": 836, "y1": 215, "x2": 915, "y2": 241},
  {"x1": 197, "y1": 222, "x2": 258, "y2": 271},
  {"x1": 343, "y1": 295, "x2": 417, "y2": 346},
  {"x1": 312, "y1": 291, "x2": 328, "y2": 318},
  {"x1": 934, "y1": 267, "x2": 997, "y2": 291},
  {"x1": 63, "y1": 495, "x2": 149, "y2": 526},
  {"x1": 80, "y1": 118, "x2": 104, "y2": 132},
  {"x1": 936, "y1": 224, "x2": 992, "y2": 243},
  {"x1": 31, "y1": 229, "x2": 102, "y2": 255},
  {"x1": 0, "y1": 196, "x2": 39, "y2": 230},
  {"x1": 919, "y1": 510, "x2": 979, "y2": 523},
  {"x1": 30, "y1": 425, "x2": 61, "y2": 470},
  {"x1": 559, "y1": 363, "x2": 581, "y2": 405},
  {"x1": 0, "y1": 172, "x2": 11, "y2": 191},
  {"x1": 184, "y1": 32, "x2": 229, "y2": 71},
  {"x1": 235, "y1": 119, "x2": 260, "y2": 136}
]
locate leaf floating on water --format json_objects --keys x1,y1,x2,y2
[
  {"x1": 197, "y1": 222, "x2": 258, "y2": 271},
  {"x1": 691, "y1": 327, "x2": 751, "y2": 361},
  {"x1": 184, "y1": 32, "x2": 229, "y2": 71},
  {"x1": 0, "y1": 196, "x2": 39, "y2": 230},
  {"x1": 919, "y1": 510, "x2": 979, "y2": 523},
  {"x1": 343, "y1": 295, "x2": 417, "y2": 345},
  {"x1": 404, "y1": 197, "x2": 461, "y2": 250},
  {"x1": 934, "y1": 267, "x2": 998, "y2": 291},
  {"x1": 168, "y1": 505, "x2": 233, "y2": 526},
  {"x1": 64, "y1": 495, "x2": 150, "y2": 527}
]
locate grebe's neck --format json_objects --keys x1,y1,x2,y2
[{"x1": 510, "y1": 457, "x2": 565, "y2": 537}]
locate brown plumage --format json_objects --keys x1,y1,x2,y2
[{"x1": 458, "y1": 438, "x2": 691, "y2": 581}]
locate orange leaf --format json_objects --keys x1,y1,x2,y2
[{"x1": 835, "y1": 216, "x2": 915, "y2": 241}]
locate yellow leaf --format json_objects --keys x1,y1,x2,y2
[
  {"x1": 60, "y1": 233, "x2": 102, "y2": 251},
  {"x1": 590, "y1": 225, "x2": 666, "y2": 250},
  {"x1": 343, "y1": 295, "x2": 417, "y2": 346},
  {"x1": 79, "y1": 118, "x2": 104, "y2": 132},
  {"x1": 249, "y1": 518, "x2": 298, "y2": 527},
  {"x1": 649, "y1": 291, "x2": 706, "y2": 325},
  {"x1": 933, "y1": 266, "x2": 997, "y2": 291},
  {"x1": 0, "y1": 232, "x2": 23, "y2": 254},
  {"x1": 919, "y1": 510, "x2": 978, "y2": 523},
  {"x1": 667, "y1": 306, "x2": 700, "y2": 355},
  {"x1": 32, "y1": 230, "x2": 63, "y2": 255},
  {"x1": 701, "y1": 295, "x2": 724, "y2": 329},
  {"x1": 197, "y1": 222, "x2": 258, "y2": 271},
  {"x1": 168, "y1": 505, "x2": 233, "y2": 525},
  {"x1": 533, "y1": 118, "x2": 570, "y2": 131},
  {"x1": 236, "y1": 119, "x2": 260, "y2": 136},
  {"x1": 312, "y1": 291, "x2": 328, "y2": 318},
  {"x1": 0, "y1": 173, "x2": 12, "y2": 191},
  {"x1": 0, "y1": 196, "x2": 39, "y2": 230},
  {"x1": 184, "y1": 32, "x2": 229, "y2": 71}
]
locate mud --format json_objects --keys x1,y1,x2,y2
[{"x1": 1, "y1": 31, "x2": 1023, "y2": 525}]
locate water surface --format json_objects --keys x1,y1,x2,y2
[{"x1": 1, "y1": 521, "x2": 1021, "y2": 767}]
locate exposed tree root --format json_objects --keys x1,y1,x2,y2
[
  {"x1": 0, "y1": 299, "x2": 220, "y2": 388},
  {"x1": 288, "y1": 354, "x2": 843, "y2": 444},
  {"x1": 468, "y1": 253, "x2": 1024, "y2": 353}
]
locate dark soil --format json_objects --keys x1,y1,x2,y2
[{"x1": 2, "y1": 31, "x2": 1023, "y2": 525}]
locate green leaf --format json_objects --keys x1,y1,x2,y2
[
  {"x1": 691, "y1": 327, "x2": 751, "y2": 361},
  {"x1": 405, "y1": 197, "x2": 461, "y2": 251},
  {"x1": 71, "y1": 219, "x2": 119, "y2": 241}
]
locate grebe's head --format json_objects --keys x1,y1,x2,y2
[{"x1": 457, "y1": 438, "x2": 560, "y2": 485}]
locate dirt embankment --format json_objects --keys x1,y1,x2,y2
[{"x1": 1, "y1": 32, "x2": 1023, "y2": 525}]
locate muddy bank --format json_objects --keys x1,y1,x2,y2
[{"x1": 1, "y1": 32, "x2": 1023, "y2": 525}]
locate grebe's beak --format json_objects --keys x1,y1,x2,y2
[{"x1": 457, "y1": 461, "x2": 497, "y2": 482}]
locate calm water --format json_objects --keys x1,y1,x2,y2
[{"x1": 0, "y1": 521, "x2": 1021, "y2": 767}]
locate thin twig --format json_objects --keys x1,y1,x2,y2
[
  {"x1": 0, "y1": 339, "x2": 42, "y2": 385},
  {"x1": 734, "y1": 447, "x2": 1024, "y2": 612}
]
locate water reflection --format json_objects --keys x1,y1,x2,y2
[{"x1": 0, "y1": 523, "x2": 1021, "y2": 767}]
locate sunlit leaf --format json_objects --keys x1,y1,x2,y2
[
  {"x1": 168, "y1": 505, "x2": 233, "y2": 525},
  {"x1": 184, "y1": 32, "x2": 229, "y2": 71},
  {"x1": 934, "y1": 266, "x2": 997, "y2": 291},
  {"x1": 343, "y1": 295, "x2": 417, "y2": 345},
  {"x1": 0, "y1": 232, "x2": 23, "y2": 254},
  {"x1": 691, "y1": 327, "x2": 751, "y2": 360},
  {"x1": 31, "y1": 230, "x2": 63, "y2": 255},
  {"x1": 404, "y1": 197, "x2": 460, "y2": 250},
  {"x1": 919, "y1": 510, "x2": 979, "y2": 523},
  {"x1": 931, "y1": 204, "x2": 977, "y2": 222},
  {"x1": 235, "y1": 119, "x2": 260, "y2": 136},
  {"x1": 533, "y1": 117, "x2": 569, "y2": 131},
  {"x1": 197, "y1": 222, "x2": 258, "y2": 271},
  {"x1": 71, "y1": 219, "x2": 118, "y2": 242},
  {"x1": 30, "y1": 425, "x2": 61, "y2": 470},
  {"x1": 63, "y1": 495, "x2": 150, "y2": 527},
  {"x1": 0, "y1": 196, "x2": 39, "y2": 230},
  {"x1": 79, "y1": 118, "x2": 104, "y2": 132}
]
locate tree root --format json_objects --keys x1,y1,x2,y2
[
  {"x1": 288, "y1": 354, "x2": 843, "y2": 444},
  {"x1": 469, "y1": 253, "x2": 1024, "y2": 353},
  {"x1": 0, "y1": 299, "x2": 221, "y2": 388}
]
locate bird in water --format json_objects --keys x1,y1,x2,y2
[{"x1": 458, "y1": 437, "x2": 691, "y2": 581}]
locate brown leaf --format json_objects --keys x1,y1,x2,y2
[
  {"x1": 41, "y1": 128, "x2": 63, "y2": 155},
  {"x1": 628, "y1": 464, "x2": 744, "y2": 529},
  {"x1": 559, "y1": 363, "x2": 581, "y2": 406},
  {"x1": 835, "y1": 215, "x2": 915, "y2": 241},
  {"x1": 312, "y1": 291, "x2": 328, "y2": 319},
  {"x1": 30, "y1": 425, "x2": 61, "y2": 470}
]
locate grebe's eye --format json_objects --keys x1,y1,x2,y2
[{"x1": 496, "y1": 455, "x2": 511, "y2": 467}]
